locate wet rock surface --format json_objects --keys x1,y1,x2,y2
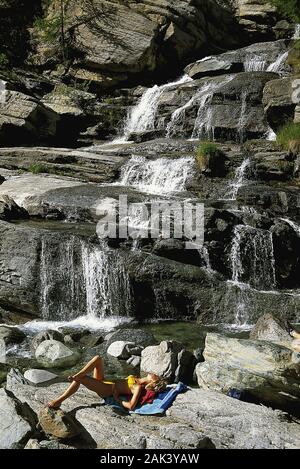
[{"x1": 196, "y1": 333, "x2": 300, "y2": 415}]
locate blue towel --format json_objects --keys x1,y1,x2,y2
[
  {"x1": 104, "y1": 382, "x2": 187, "y2": 416},
  {"x1": 132, "y1": 382, "x2": 187, "y2": 415}
]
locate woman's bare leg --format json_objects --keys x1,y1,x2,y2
[
  {"x1": 48, "y1": 356, "x2": 106, "y2": 409},
  {"x1": 48, "y1": 376, "x2": 113, "y2": 409},
  {"x1": 71, "y1": 355, "x2": 104, "y2": 381},
  {"x1": 48, "y1": 380, "x2": 80, "y2": 409}
]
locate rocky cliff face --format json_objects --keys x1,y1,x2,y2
[
  {"x1": 0, "y1": 1, "x2": 299, "y2": 327},
  {"x1": 27, "y1": 0, "x2": 284, "y2": 88}
]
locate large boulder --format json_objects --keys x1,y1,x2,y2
[
  {"x1": 106, "y1": 341, "x2": 136, "y2": 360},
  {"x1": 0, "y1": 90, "x2": 60, "y2": 146},
  {"x1": 35, "y1": 340, "x2": 80, "y2": 369},
  {"x1": 0, "y1": 325, "x2": 25, "y2": 346},
  {"x1": 263, "y1": 76, "x2": 297, "y2": 130},
  {"x1": 24, "y1": 369, "x2": 60, "y2": 387},
  {"x1": 253, "y1": 150, "x2": 295, "y2": 181},
  {"x1": 105, "y1": 328, "x2": 156, "y2": 347},
  {"x1": 141, "y1": 340, "x2": 196, "y2": 383},
  {"x1": 41, "y1": 86, "x2": 108, "y2": 144},
  {"x1": 0, "y1": 325, "x2": 25, "y2": 356},
  {"x1": 38, "y1": 407, "x2": 80, "y2": 440},
  {"x1": 32, "y1": 330, "x2": 65, "y2": 350},
  {"x1": 226, "y1": 0, "x2": 280, "y2": 38},
  {"x1": 250, "y1": 313, "x2": 293, "y2": 346},
  {"x1": 196, "y1": 333, "x2": 300, "y2": 415},
  {"x1": 0, "y1": 388, "x2": 37, "y2": 449},
  {"x1": 167, "y1": 388, "x2": 300, "y2": 449},
  {"x1": 0, "y1": 195, "x2": 28, "y2": 221},
  {"x1": 29, "y1": 0, "x2": 254, "y2": 88}
]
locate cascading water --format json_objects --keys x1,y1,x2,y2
[
  {"x1": 0, "y1": 79, "x2": 6, "y2": 104},
  {"x1": 293, "y1": 24, "x2": 300, "y2": 39},
  {"x1": 166, "y1": 76, "x2": 234, "y2": 140},
  {"x1": 39, "y1": 235, "x2": 132, "y2": 321},
  {"x1": 191, "y1": 77, "x2": 233, "y2": 140},
  {"x1": 244, "y1": 55, "x2": 267, "y2": 72},
  {"x1": 226, "y1": 158, "x2": 251, "y2": 200},
  {"x1": 231, "y1": 224, "x2": 276, "y2": 290},
  {"x1": 267, "y1": 51, "x2": 289, "y2": 73},
  {"x1": 120, "y1": 75, "x2": 191, "y2": 141},
  {"x1": 266, "y1": 127, "x2": 277, "y2": 141},
  {"x1": 117, "y1": 155, "x2": 194, "y2": 194},
  {"x1": 228, "y1": 224, "x2": 276, "y2": 324},
  {"x1": 237, "y1": 91, "x2": 248, "y2": 143},
  {"x1": 281, "y1": 218, "x2": 300, "y2": 236},
  {"x1": 82, "y1": 241, "x2": 132, "y2": 318}
]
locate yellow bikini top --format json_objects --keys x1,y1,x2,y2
[{"x1": 127, "y1": 375, "x2": 138, "y2": 387}]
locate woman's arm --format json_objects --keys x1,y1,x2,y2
[{"x1": 121, "y1": 385, "x2": 142, "y2": 411}]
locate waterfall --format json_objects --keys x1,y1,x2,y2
[
  {"x1": 244, "y1": 55, "x2": 267, "y2": 72},
  {"x1": 226, "y1": 158, "x2": 251, "y2": 200},
  {"x1": 228, "y1": 224, "x2": 277, "y2": 324},
  {"x1": 81, "y1": 241, "x2": 132, "y2": 318},
  {"x1": 40, "y1": 235, "x2": 132, "y2": 321},
  {"x1": 121, "y1": 75, "x2": 191, "y2": 140},
  {"x1": 237, "y1": 91, "x2": 248, "y2": 143},
  {"x1": 40, "y1": 236, "x2": 82, "y2": 321},
  {"x1": 191, "y1": 77, "x2": 233, "y2": 140},
  {"x1": 166, "y1": 76, "x2": 234, "y2": 140},
  {"x1": 0, "y1": 79, "x2": 6, "y2": 104},
  {"x1": 117, "y1": 155, "x2": 194, "y2": 194},
  {"x1": 231, "y1": 225, "x2": 276, "y2": 290},
  {"x1": 267, "y1": 51, "x2": 289, "y2": 73},
  {"x1": 280, "y1": 218, "x2": 300, "y2": 236},
  {"x1": 266, "y1": 127, "x2": 276, "y2": 141},
  {"x1": 293, "y1": 24, "x2": 300, "y2": 39}
]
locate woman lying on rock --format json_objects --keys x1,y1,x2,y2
[
  {"x1": 47, "y1": 355, "x2": 167, "y2": 411},
  {"x1": 291, "y1": 330, "x2": 300, "y2": 353}
]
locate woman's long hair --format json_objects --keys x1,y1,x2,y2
[{"x1": 145, "y1": 377, "x2": 168, "y2": 393}]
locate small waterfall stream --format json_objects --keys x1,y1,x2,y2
[
  {"x1": 191, "y1": 77, "x2": 233, "y2": 140},
  {"x1": 40, "y1": 235, "x2": 132, "y2": 321},
  {"x1": 267, "y1": 51, "x2": 289, "y2": 73},
  {"x1": 244, "y1": 55, "x2": 267, "y2": 72},
  {"x1": 293, "y1": 24, "x2": 300, "y2": 39},
  {"x1": 121, "y1": 75, "x2": 191, "y2": 140},
  {"x1": 226, "y1": 158, "x2": 251, "y2": 200},
  {"x1": 231, "y1": 225, "x2": 276, "y2": 290},
  {"x1": 117, "y1": 155, "x2": 194, "y2": 194},
  {"x1": 281, "y1": 218, "x2": 300, "y2": 236},
  {"x1": 228, "y1": 224, "x2": 277, "y2": 324},
  {"x1": 0, "y1": 79, "x2": 6, "y2": 104}
]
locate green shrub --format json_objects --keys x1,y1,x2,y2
[
  {"x1": 276, "y1": 122, "x2": 300, "y2": 149},
  {"x1": 0, "y1": 52, "x2": 9, "y2": 69},
  {"x1": 28, "y1": 163, "x2": 49, "y2": 174},
  {"x1": 196, "y1": 142, "x2": 220, "y2": 171},
  {"x1": 268, "y1": 0, "x2": 300, "y2": 23}
]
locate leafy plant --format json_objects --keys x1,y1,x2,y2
[
  {"x1": 0, "y1": 52, "x2": 9, "y2": 68},
  {"x1": 276, "y1": 122, "x2": 300, "y2": 149},
  {"x1": 268, "y1": 0, "x2": 300, "y2": 23},
  {"x1": 196, "y1": 142, "x2": 220, "y2": 171},
  {"x1": 33, "y1": 0, "x2": 71, "y2": 63},
  {"x1": 28, "y1": 163, "x2": 49, "y2": 174}
]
